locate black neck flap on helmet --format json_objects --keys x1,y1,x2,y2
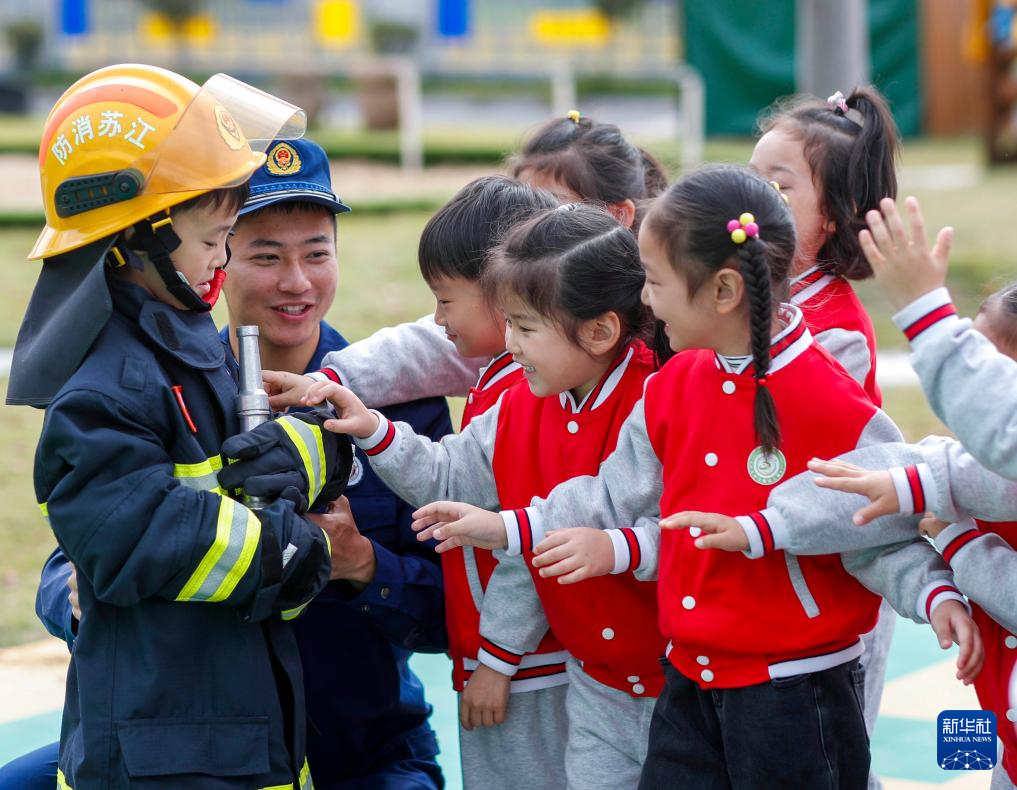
[{"x1": 107, "y1": 211, "x2": 213, "y2": 313}]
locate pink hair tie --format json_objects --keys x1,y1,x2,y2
[
  {"x1": 827, "y1": 90, "x2": 849, "y2": 114},
  {"x1": 726, "y1": 212, "x2": 759, "y2": 245}
]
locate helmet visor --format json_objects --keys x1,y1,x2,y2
[{"x1": 142, "y1": 73, "x2": 306, "y2": 195}]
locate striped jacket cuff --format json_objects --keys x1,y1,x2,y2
[
  {"x1": 477, "y1": 637, "x2": 523, "y2": 677},
  {"x1": 353, "y1": 411, "x2": 397, "y2": 458},
  {"x1": 737, "y1": 508, "x2": 788, "y2": 558},
  {"x1": 917, "y1": 578, "x2": 969, "y2": 623},
  {"x1": 934, "y1": 519, "x2": 984, "y2": 566},
  {"x1": 502, "y1": 507, "x2": 543, "y2": 557},
  {"x1": 607, "y1": 526, "x2": 652, "y2": 574},
  {"x1": 889, "y1": 464, "x2": 937, "y2": 515},
  {"x1": 309, "y1": 368, "x2": 338, "y2": 384},
  {"x1": 892, "y1": 288, "x2": 957, "y2": 345}
]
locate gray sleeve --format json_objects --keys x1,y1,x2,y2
[
  {"x1": 915, "y1": 435, "x2": 1017, "y2": 522},
  {"x1": 841, "y1": 538, "x2": 957, "y2": 624},
  {"x1": 320, "y1": 315, "x2": 487, "y2": 407},
  {"x1": 359, "y1": 401, "x2": 501, "y2": 511},
  {"x1": 814, "y1": 327, "x2": 871, "y2": 389},
  {"x1": 632, "y1": 516, "x2": 661, "y2": 582},
  {"x1": 939, "y1": 526, "x2": 1017, "y2": 632},
  {"x1": 900, "y1": 292, "x2": 1017, "y2": 480},
  {"x1": 477, "y1": 551, "x2": 550, "y2": 660},
  {"x1": 750, "y1": 410, "x2": 927, "y2": 556},
  {"x1": 512, "y1": 398, "x2": 664, "y2": 554}
]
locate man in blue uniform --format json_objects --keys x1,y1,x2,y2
[{"x1": 3, "y1": 137, "x2": 451, "y2": 790}]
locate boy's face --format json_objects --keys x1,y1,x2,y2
[
  {"x1": 223, "y1": 207, "x2": 338, "y2": 356},
  {"x1": 429, "y1": 275, "x2": 506, "y2": 359},
  {"x1": 153, "y1": 202, "x2": 237, "y2": 308}
]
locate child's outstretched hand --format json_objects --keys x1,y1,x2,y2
[
  {"x1": 411, "y1": 501, "x2": 508, "y2": 552},
  {"x1": 302, "y1": 380, "x2": 378, "y2": 438},
  {"x1": 460, "y1": 663, "x2": 510, "y2": 730},
  {"x1": 263, "y1": 370, "x2": 316, "y2": 411},
  {"x1": 929, "y1": 599, "x2": 984, "y2": 685},
  {"x1": 859, "y1": 196, "x2": 954, "y2": 312},
  {"x1": 808, "y1": 458, "x2": 899, "y2": 525},
  {"x1": 660, "y1": 512, "x2": 749, "y2": 551},
  {"x1": 532, "y1": 528, "x2": 614, "y2": 584},
  {"x1": 918, "y1": 512, "x2": 951, "y2": 539}
]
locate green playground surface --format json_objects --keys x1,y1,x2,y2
[{"x1": 0, "y1": 617, "x2": 989, "y2": 788}]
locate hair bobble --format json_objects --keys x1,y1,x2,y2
[
  {"x1": 567, "y1": 109, "x2": 582, "y2": 124},
  {"x1": 827, "y1": 90, "x2": 849, "y2": 114},
  {"x1": 768, "y1": 181, "x2": 789, "y2": 205},
  {"x1": 726, "y1": 212, "x2": 759, "y2": 244},
  {"x1": 756, "y1": 374, "x2": 770, "y2": 387}
]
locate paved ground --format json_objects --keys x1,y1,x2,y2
[{"x1": 0, "y1": 616, "x2": 993, "y2": 788}]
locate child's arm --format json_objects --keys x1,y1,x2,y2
[
  {"x1": 841, "y1": 539, "x2": 982, "y2": 684},
  {"x1": 35, "y1": 549, "x2": 75, "y2": 646},
  {"x1": 411, "y1": 398, "x2": 663, "y2": 561},
  {"x1": 928, "y1": 517, "x2": 1017, "y2": 635},
  {"x1": 476, "y1": 551, "x2": 554, "y2": 680},
  {"x1": 305, "y1": 380, "x2": 501, "y2": 511},
  {"x1": 861, "y1": 197, "x2": 1017, "y2": 479},
  {"x1": 809, "y1": 435, "x2": 1017, "y2": 526},
  {"x1": 531, "y1": 515, "x2": 661, "y2": 584},
  {"x1": 36, "y1": 390, "x2": 331, "y2": 622},
  {"x1": 314, "y1": 315, "x2": 487, "y2": 407}
]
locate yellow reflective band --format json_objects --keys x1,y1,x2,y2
[
  {"x1": 57, "y1": 768, "x2": 73, "y2": 789},
  {"x1": 281, "y1": 599, "x2": 310, "y2": 621},
  {"x1": 39, "y1": 502, "x2": 49, "y2": 517},
  {"x1": 176, "y1": 497, "x2": 261, "y2": 603},
  {"x1": 278, "y1": 417, "x2": 323, "y2": 501},
  {"x1": 174, "y1": 456, "x2": 225, "y2": 495},
  {"x1": 261, "y1": 758, "x2": 313, "y2": 790},
  {"x1": 320, "y1": 525, "x2": 331, "y2": 559}
]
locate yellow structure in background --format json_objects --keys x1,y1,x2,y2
[
  {"x1": 141, "y1": 13, "x2": 217, "y2": 46},
  {"x1": 315, "y1": 0, "x2": 360, "y2": 48},
  {"x1": 529, "y1": 8, "x2": 611, "y2": 46}
]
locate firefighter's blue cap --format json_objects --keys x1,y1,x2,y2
[{"x1": 240, "y1": 138, "x2": 351, "y2": 216}]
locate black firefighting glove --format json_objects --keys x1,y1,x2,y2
[{"x1": 219, "y1": 410, "x2": 354, "y2": 514}]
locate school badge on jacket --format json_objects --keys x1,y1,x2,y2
[{"x1": 747, "y1": 446, "x2": 786, "y2": 485}]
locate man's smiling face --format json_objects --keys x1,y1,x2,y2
[{"x1": 224, "y1": 204, "x2": 338, "y2": 358}]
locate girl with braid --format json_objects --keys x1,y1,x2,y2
[
  {"x1": 410, "y1": 164, "x2": 974, "y2": 789},
  {"x1": 750, "y1": 85, "x2": 902, "y2": 783},
  {"x1": 302, "y1": 203, "x2": 668, "y2": 789}
]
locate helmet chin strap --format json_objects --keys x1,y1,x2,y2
[{"x1": 106, "y1": 210, "x2": 227, "y2": 312}]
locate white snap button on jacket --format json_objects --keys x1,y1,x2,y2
[
  {"x1": 1006, "y1": 635, "x2": 1017, "y2": 649},
  {"x1": 1009, "y1": 709, "x2": 1017, "y2": 723},
  {"x1": 627, "y1": 675, "x2": 640, "y2": 683},
  {"x1": 689, "y1": 527, "x2": 702, "y2": 538},
  {"x1": 704, "y1": 452, "x2": 718, "y2": 466},
  {"x1": 682, "y1": 596, "x2": 696, "y2": 610},
  {"x1": 722, "y1": 380, "x2": 736, "y2": 395},
  {"x1": 632, "y1": 683, "x2": 645, "y2": 694},
  {"x1": 567, "y1": 420, "x2": 579, "y2": 434},
  {"x1": 601, "y1": 627, "x2": 615, "y2": 640},
  {"x1": 696, "y1": 656, "x2": 710, "y2": 666},
  {"x1": 700, "y1": 669, "x2": 714, "y2": 682}
]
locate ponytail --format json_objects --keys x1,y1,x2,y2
[{"x1": 759, "y1": 85, "x2": 900, "y2": 280}]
